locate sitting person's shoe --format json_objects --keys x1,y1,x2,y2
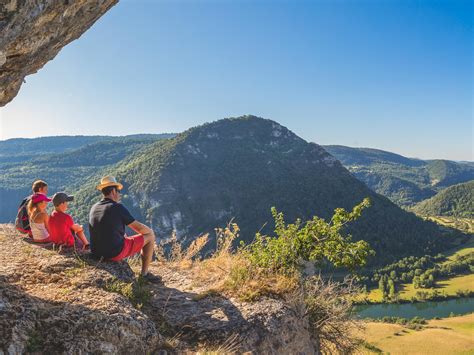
[{"x1": 141, "y1": 272, "x2": 162, "y2": 284}]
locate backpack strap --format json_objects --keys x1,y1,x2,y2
[{"x1": 31, "y1": 210, "x2": 43, "y2": 223}]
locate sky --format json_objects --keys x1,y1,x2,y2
[{"x1": 0, "y1": 0, "x2": 472, "y2": 161}]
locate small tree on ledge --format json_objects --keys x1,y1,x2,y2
[{"x1": 242, "y1": 198, "x2": 375, "y2": 274}]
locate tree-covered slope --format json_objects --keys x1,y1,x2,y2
[
  {"x1": 425, "y1": 160, "x2": 474, "y2": 188},
  {"x1": 323, "y1": 145, "x2": 474, "y2": 206},
  {"x1": 72, "y1": 116, "x2": 449, "y2": 264},
  {"x1": 0, "y1": 135, "x2": 173, "y2": 222},
  {"x1": 0, "y1": 136, "x2": 110, "y2": 163},
  {"x1": 412, "y1": 180, "x2": 474, "y2": 218}
]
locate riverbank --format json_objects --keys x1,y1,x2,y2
[
  {"x1": 354, "y1": 313, "x2": 474, "y2": 354},
  {"x1": 355, "y1": 280, "x2": 474, "y2": 305}
]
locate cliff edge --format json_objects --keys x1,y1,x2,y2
[{"x1": 0, "y1": 224, "x2": 318, "y2": 354}]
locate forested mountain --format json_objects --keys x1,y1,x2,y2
[
  {"x1": 412, "y1": 181, "x2": 474, "y2": 218},
  {"x1": 323, "y1": 145, "x2": 474, "y2": 206},
  {"x1": 69, "y1": 116, "x2": 449, "y2": 265},
  {"x1": 0, "y1": 134, "x2": 173, "y2": 222}
]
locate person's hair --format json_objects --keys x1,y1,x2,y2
[
  {"x1": 32, "y1": 180, "x2": 48, "y2": 193},
  {"x1": 27, "y1": 199, "x2": 39, "y2": 218},
  {"x1": 101, "y1": 186, "x2": 118, "y2": 196}
]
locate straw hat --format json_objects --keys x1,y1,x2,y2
[{"x1": 96, "y1": 176, "x2": 123, "y2": 191}]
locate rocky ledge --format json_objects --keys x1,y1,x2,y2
[
  {"x1": 0, "y1": 0, "x2": 118, "y2": 106},
  {"x1": 0, "y1": 224, "x2": 318, "y2": 354}
]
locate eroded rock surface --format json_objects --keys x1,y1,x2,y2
[
  {"x1": 0, "y1": 0, "x2": 118, "y2": 106},
  {"x1": 0, "y1": 225, "x2": 318, "y2": 354}
]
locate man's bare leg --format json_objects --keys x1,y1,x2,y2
[{"x1": 141, "y1": 233, "x2": 155, "y2": 275}]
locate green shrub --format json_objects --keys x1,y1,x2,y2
[{"x1": 242, "y1": 198, "x2": 375, "y2": 274}]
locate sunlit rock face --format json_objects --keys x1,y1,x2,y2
[{"x1": 0, "y1": 0, "x2": 118, "y2": 106}]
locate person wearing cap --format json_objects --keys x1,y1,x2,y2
[
  {"x1": 89, "y1": 176, "x2": 160, "y2": 282},
  {"x1": 27, "y1": 192, "x2": 54, "y2": 243},
  {"x1": 49, "y1": 192, "x2": 90, "y2": 251}
]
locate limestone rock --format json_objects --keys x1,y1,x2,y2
[{"x1": 0, "y1": 0, "x2": 118, "y2": 106}]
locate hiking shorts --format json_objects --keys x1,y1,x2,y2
[{"x1": 109, "y1": 234, "x2": 144, "y2": 261}]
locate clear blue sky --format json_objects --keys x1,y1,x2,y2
[{"x1": 0, "y1": 0, "x2": 472, "y2": 160}]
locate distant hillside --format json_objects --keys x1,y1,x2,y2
[
  {"x1": 0, "y1": 135, "x2": 174, "y2": 222},
  {"x1": 0, "y1": 134, "x2": 174, "y2": 163},
  {"x1": 71, "y1": 116, "x2": 449, "y2": 265},
  {"x1": 323, "y1": 145, "x2": 474, "y2": 206},
  {"x1": 322, "y1": 146, "x2": 425, "y2": 167},
  {"x1": 0, "y1": 136, "x2": 109, "y2": 163},
  {"x1": 412, "y1": 181, "x2": 474, "y2": 218}
]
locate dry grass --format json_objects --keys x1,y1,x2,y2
[
  {"x1": 195, "y1": 333, "x2": 242, "y2": 354},
  {"x1": 157, "y1": 223, "x2": 299, "y2": 301},
  {"x1": 192, "y1": 223, "x2": 299, "y2": 301},
  {"x1": 304, "y1": 276, "x2": 364, "y2": 354}
]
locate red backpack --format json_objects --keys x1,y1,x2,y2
[{"x1": 15, "y1": 197, "x2": 31, "y2": 235}]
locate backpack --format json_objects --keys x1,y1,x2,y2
[{"x1": 15, "y1": 197, "x2": 31, "y2": 235}]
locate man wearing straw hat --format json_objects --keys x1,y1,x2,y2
[{"x1": 89, "y1": 176, "x2": 160, "y2": 282}]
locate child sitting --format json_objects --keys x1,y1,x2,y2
[
  {"x1": 49, "y1": 192, "x2": 90, "y2": 251},
  {"x1": 28, "y1": 193, "x2": 54, "y2": 243}
]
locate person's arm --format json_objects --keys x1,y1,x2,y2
[
  {"x1": 42, "y1": 213, "x2": 50, "y2": 232},
  {"x1": 71, "y1": 224, "x2": 84, "y2": 233}
]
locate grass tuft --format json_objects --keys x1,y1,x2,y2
[{"x1": 103, "y1": 276, "x2": 151, "y2": 309}]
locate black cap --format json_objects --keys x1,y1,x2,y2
[{"x1": 52, "y1": 192, "x2": 74, "y2": 207}]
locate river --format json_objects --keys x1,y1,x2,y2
[{"x1": 355, "y1": 297, "x2": 474, "y2": 319}]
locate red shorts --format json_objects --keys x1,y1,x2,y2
[{"x1": 109, "y1": 235, "x2": 144, "y2": 261}]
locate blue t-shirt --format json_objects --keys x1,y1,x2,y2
[{"x1": 89, "y1": 198, "x2": 135, "y2": 258}]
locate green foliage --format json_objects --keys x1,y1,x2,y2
[
  {"x1": 361, "y1": 251, "x2": 474, "y2": 295},
  {"x1": 242, "y1": 199, "x2": 375, "y2": 273}
]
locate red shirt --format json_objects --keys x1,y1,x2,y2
[{"x1": 49, "y1": 210, "x2": 75, "y2": 246}]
